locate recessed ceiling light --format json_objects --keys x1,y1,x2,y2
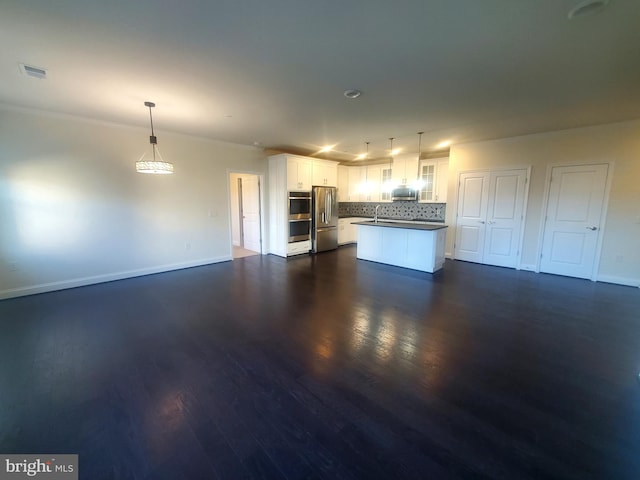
[
  {"x1": 319, "y1": 145, "x2": 334, "y2": 153},
  {"x1": 19, "y1": 63, "x2": 47, "y2": 79},
  {"x1": 355, "y1": 153, "x2": 366, "y2": 160},
  {"x1": 568, "y1": 0, "x2": 609, "y2": 20},
  {"x1": 343, "y1": 89, "x2": 362, "y2": 99},
  {"x1": 436, "y1": 140, "x2": 451, "y2": 149},
  {"x1": 391, "y1": 148, "x2": 402, "y2": 155}
]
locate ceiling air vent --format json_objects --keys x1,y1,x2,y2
[{"x1": 19, "y1": 63, "x2": 47, "y2": 79}]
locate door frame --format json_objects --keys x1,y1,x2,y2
[
  {"x1": 452, "y1": 165, "x2": 531, "y2": 269},
  {"x1": 535, "y1": 161, "x2": 614, "y2": 280},
  {"x1": 227, "y1": 170, "x2": 266, "y2": 256}
]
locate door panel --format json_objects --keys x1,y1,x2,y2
[
  {"x1": 458, "y1": 226, "x2": 482, "y2": 255},
  {"x1": 540, "y1": 164, "x2": 608, "y2": 279},
  {"x1": 486, "y1": 228, "x2": 513, "y2": 257},
  {"x1": 549, "y1": 232, "x2": 586, "y2": 264},
  {"x1": 492, "y1": 175, "x2": 518, "y2": 219}
]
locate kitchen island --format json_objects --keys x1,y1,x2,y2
[{"x1": 355, "y1": 221, "x2": 447, "y2": 273}]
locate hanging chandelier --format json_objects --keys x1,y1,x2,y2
[{"x1": 135, "y1": 101, "x2": 174, "y2": 174}]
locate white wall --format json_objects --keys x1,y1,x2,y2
[
  {"x1": 447, "y1": 119, "x2": 640, "y2": 287},
  {"x1": 0, "y1": 107, "x2": 267, "y2": 299}
]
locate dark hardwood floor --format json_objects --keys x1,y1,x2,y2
[{"x1": 1, "y1": 246, "x2": 639, "y2": 479}]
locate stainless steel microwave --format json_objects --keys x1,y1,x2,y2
[{"x1": 391, "y1": 186, "x2": 418, "y2": 201}]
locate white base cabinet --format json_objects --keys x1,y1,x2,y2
[
  {"x1": 338, "y1": 217, "x2": 368, "y2": 245},
  {"x1": 357, "y1": 224, "x2": 447, "y2": 273},
  {"x1": 287, "y1": 240, "x2": 311, "y2": 256}
]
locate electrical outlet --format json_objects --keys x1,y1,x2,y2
[
  {"x1": 9, "y1": 262, "x2": 18, "y2": 271},
  {"x1": 615, "y1": 255, "x2": 624, "y2": 263}
]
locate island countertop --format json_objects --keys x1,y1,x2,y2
[{"x1": 354, "y1": 220, "x2": 448, "y2": 231}]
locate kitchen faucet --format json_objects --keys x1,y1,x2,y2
[{"x1": 374, "y1": 204, "x2": 381, "y2": 223}]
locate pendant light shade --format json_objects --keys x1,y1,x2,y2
[{"x1": 136, "y1": 101, "x2": 174, "y2": 174}]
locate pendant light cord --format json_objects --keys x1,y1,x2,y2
[
  {"x1": 146, "y1": 102, "x2": 157, "y2": 161},
  {"x1": 416, "y1": 132, "x2": 424, "y2": 180},
  {"x1": 148, "y1": 105, "x2": 155, "y2": 138}
]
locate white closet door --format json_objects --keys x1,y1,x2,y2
[
  {"x1": 483, "y1": 170, "x2": 527, "y2": 268},
  {"x1": 455, "y1": 172, "x2": 490, "y2": 263},
  {"x1": 455, "y1": 169, "x2": 528, "y2": 268},
  {"x1": 540, "y1": 164, "x2": 608, "y2": 279}
]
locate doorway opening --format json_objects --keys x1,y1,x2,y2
[{"x1": 229, "y1": 172, "x2": 262, "y2": 259}]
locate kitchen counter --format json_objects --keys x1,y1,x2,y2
[
  {"x1": 356, "y1": 221, "x2": 447, "y2": 273},
  {"x1": 340, "y1": 215, "x2": 444, "y2": 223},
  {"x1": 354, "y1": 220, "x2": 447, "y2": 231}
]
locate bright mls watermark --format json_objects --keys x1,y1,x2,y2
[{"x1": 0, "y1": 455, "x2": 77, "y2": 479}]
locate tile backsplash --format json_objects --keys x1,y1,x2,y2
[{"x1": 339, "y1": 202, "x2": 446, "y2": 221}]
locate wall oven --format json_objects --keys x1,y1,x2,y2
[
  {"x1": 288, "y1": 191, "x2": 311, "y2": 243},
  {"x1": 288, "y1": 191, "x2": 311, "y2": 220},
  {"x1": 289, "y1": 218, "x2": 311, "y2": 243}
]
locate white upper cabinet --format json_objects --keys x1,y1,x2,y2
[
  {"x1": 380, "y1": 164, "x2": 393, "y2": 202},
  {"x1": 339, "y1": 164, "x2": 394, "y2": 202},
  {"x1": 418, "y1": 157, "x2": 448, "y2": 203},
  {"x1": 312, "y1": 159, "x2": 338, "y2": 187},
  {"x1": 347, "y1": 166, "x2": 366, "y2": 201},
  {"x1": 436, "y1": 158, "x2": 448, "y2": 203},
  {"x1": 392, "y1": 153, "x2": 419, "y2": 187},
  {"x1": 362, "y1": 165, "x2": 381, "y2": 202},
  {"x1": 337, "y1": 165, "x2": 349, "y2": 202},
  {"x1": 287, "y1": 156, "x2": 312, "y2": 191}
]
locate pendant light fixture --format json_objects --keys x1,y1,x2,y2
[{"x1": 135, "y1": 101, "x2": 174, "y2": 174}]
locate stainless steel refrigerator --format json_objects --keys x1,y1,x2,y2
[{"x1": 312, "y1": 186, "x2": 338, "y2": 253}]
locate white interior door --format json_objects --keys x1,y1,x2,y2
[
  {"x1": 455, "y1": 169, "x2": 528, "y2": 268},
  {"x1": 540, "y1": 164, "x2": 608, "y2": 279},
  {"x1": 241, "y1": 175, "x2": 262, "y2": 253},
  {"x1": 483, "y1": 169, "x2": 527, "y2": 268},
  {"x1": 455, "y1": 172, "x2": 490, "y2": 263}
]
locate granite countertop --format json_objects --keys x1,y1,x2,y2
[
  {"x1": 354, "y1": 220, "x2": 448, "y2": 231},
  {"x1": 340, "y1": 215, "x2": 445, "y2": 223}
]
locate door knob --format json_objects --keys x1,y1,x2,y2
[
  {"x1": 586, "y1": 226, "x2": 598, "y2": 231},
  {"x1": 479, "y1": 220, "x2": 485, "y2": 224}
]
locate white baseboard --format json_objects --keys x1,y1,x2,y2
[
  {"x1": 0, "y1": 256, "x2": 232, "y2": 300},
  {"x1": 596, "y1": 274, "x2": 640, "y2": 288},
  {"x1": 445, "y1": 251, "x2": 454, "y2": 259}
]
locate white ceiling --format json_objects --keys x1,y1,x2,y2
[{"x1": 1, "y1": 0, "x2": 639, "y2": 161}]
